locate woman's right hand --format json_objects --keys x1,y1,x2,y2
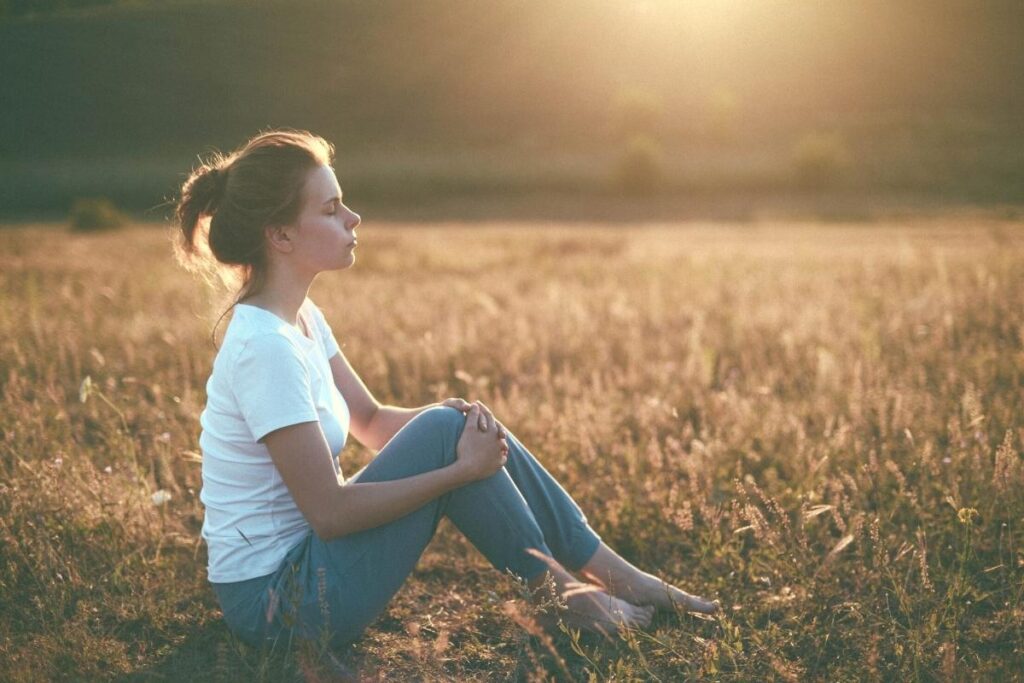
[{"x1": 454, "y1": 404, "x2": 508, "y2": 482}]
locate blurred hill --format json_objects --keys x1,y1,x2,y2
[{"x1": 1, "y1": 0, "x2": 1022, "y2": 220}]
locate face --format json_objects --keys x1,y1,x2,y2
[{"x1": 280, "y1": 164, "x2": 361, "y2": 274}]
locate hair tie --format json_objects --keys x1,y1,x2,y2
[{"x1": 206, "y1": 166, "x2": 229, "y2": 212}]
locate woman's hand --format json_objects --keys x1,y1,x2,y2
[
  {"x1": 454, "y1": 404, "x2": 510, "y2": 483},
  {"x1": 441, "y1": 398, "x2": 509, "y2": 443},
  {"x1": 441, "y1": 397, "x2": 473, "y2": 413}
]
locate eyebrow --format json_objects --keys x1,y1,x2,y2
[{"x1": 322, "y1": 193, "x2": 343, "y2": 205}]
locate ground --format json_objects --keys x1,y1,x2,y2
[{"x1": 0, "y1": 217, "x2": 1022, "y2": 680}]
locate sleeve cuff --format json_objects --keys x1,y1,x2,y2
[{"x1": 251, "y1": 412, "x2": 320, "y2": 443}]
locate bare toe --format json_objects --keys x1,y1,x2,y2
[
  {"x1": 682, "y1": 593, "x2": 719, "y2": 615},
  {"x1": 646, "y1": 578, "x2": 720, "y2": 615}
]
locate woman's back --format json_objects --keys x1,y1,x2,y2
[{"x1": 199, "y1": 298, "x2": 350, "y2": 583}]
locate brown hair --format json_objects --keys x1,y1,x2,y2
[{"x1": 172, "y1": 128, "x2": 334, "y2": 347}]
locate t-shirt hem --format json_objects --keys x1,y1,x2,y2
[{"x1": 207, "y1": 567, "x2": 278, "y2": 585}]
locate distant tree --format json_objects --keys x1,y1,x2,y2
[
  {"x1": 610, "y1": 86, "x2": 666, "y2": 195},
  {"x1": 614, "y1": 134, "x2": 665, "y2": 195},
  {"x1": 791, "y1": 131, "x2": 852, "y2": 190},
  {"x1": 69, "y1": 197, "x2": 128, "y2": 231}
]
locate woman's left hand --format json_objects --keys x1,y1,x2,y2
[{"x1": 441, "y1": 398, "x2": 509, "y2": 451}]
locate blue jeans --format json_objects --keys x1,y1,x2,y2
[{"x1": 209, "y1": 406, "x2": 602, "y2": 650}]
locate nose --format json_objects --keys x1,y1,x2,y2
[{"x1": 346, "y1": 209, "x2": 361, "y2": 231}]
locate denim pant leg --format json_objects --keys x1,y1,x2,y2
[
  {"x1": 497, "y1": 428, "x2": 603, "y2": 571},
  {"x1": 211, "y1": 406, "x2": 601, "y2": 650},
  {"x1": 229, "y1": 406, "x2": 556, "y2": 649}
]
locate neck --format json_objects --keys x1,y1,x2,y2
[{"x1": 241, "y1": 262, "x2": 314, "y2": 326}]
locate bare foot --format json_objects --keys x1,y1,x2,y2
[
  {"x1": 577, "y1": 543, "x2": 719, "y2": 616},
  {"x1": 528, "y1": 589, "x2": 655, "y2": 643},
  {"x1": 525, "y1": 561, "x2": 655, "y2": 638},
  {"x1": 581, "y1": 568, "x2": 719, "y2": 616},
  {"x1": 638, "y1": 574, "x2": 720, "y2": 615},
  {"x1": 561, "y1": 587, "x2": 655, "y2": 637}
]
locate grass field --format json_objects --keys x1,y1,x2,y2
[{"x1": 1, "y1": 218, "x2": 1022, "y2": 680}]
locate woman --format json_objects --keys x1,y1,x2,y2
[{"x1": 174, "y1": 128, "x2": 718, "y2": 652}]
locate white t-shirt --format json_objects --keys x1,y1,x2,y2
[{"x1": 198, "y1": 297, "x2": 351, "y2": 584}]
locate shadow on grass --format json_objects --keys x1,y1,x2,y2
[{"x1": 114, "y1": 618, "x2": 319, "y2": 683}]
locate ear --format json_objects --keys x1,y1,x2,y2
[{"x1": 264, "y1": 223, "x2": 296, "y2": 254}]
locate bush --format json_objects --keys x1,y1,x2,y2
[
  {"x1": 68, "y1": 197, "x2": 129, "y2": 232},
  {"x1": 791, "y1": 131, "x2": 852, "y2": 189},
  {"x1": 613, "y1": 134, "x2": 665, "y2": 195}
]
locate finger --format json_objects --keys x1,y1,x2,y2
[
  {"x1": 473, "y1": 401, "x2": 489, "y2": 431},
  {"x1": 471, "y1": 404, "x2": 487, "y2": 431},
  {"x1": 477, "y1": 401, "x2": 496, "y2": 433}
]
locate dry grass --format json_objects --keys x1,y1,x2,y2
[{"x1": 0, "y1": 218, "x2": 1022, "y2": 681}]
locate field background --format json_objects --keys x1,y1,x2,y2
[
  {"x1": 1, "y1": 218, "x2": 1022, "y2": 680},
  {"x1": 2, "y1": 0, "x2": 1024, "y2": 679}
]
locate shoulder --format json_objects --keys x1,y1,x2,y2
[
  {"x1": 226, "y1": 306, "x2": 306, "y2": 356},
  {"x1": 219, "y1": 311, "x2": 303, "y2": 370},
  {"x1": 226, "y1": 331, "x2": 314, "y2": 407},
  {"x1": 235, "y1": 330, "x2": 306, "y2": 363}
]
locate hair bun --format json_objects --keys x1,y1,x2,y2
[
  {"x1": 209, "y1": 165, "x2": 229, "y2": 193},
  {"x1": 203, "y1": 165, "x2": 229, "y2": 213}
]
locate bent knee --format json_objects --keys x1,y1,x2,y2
[
  {"x1": 412, "y1": 405, "x2": 465, "y2": 440},
  {"x1": 418, "y1": 405, "x2": 465, "y2": 431}
]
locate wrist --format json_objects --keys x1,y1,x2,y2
[{"x1": 445, "y1": 460, "x2": 472, "y2": 488}]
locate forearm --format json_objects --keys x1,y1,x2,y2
[
  {"x1": 363, "y1": 403, "x2": 440, "y2": 451},
  {"x1": 318, "y1": 462, "x2": 468, "y2": 540}
]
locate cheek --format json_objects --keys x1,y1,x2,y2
[{"x1": 312, "y1": 219, "x2": 342, "y2": 244}]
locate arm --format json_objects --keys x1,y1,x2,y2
[
  {"x1": 316, "y1": 305, "x2": 438, "y2": 448},
  {"x1": 262, "y1": 405, "x2": 506, "y2": 541},
  {"x1": 328, "y1": 351, "x2": 438, "y2": 451},
  {"x1": 329, "y1": 349, "x2": 495, "y2": 451}
]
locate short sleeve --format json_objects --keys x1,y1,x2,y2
[
  {"x1": 308, "y1": 302, "x2": 341, "y2": 358},
  {"x1": 231, "y1": 333, "x2": 320, "y2": 442}
]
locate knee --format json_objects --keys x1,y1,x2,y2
[
  {"x1": 412, "y1": 406, "x2": 466, "y2": 462},
  {"x1": 417, "y1": 405, "x2": 465, "y2": 431}
]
